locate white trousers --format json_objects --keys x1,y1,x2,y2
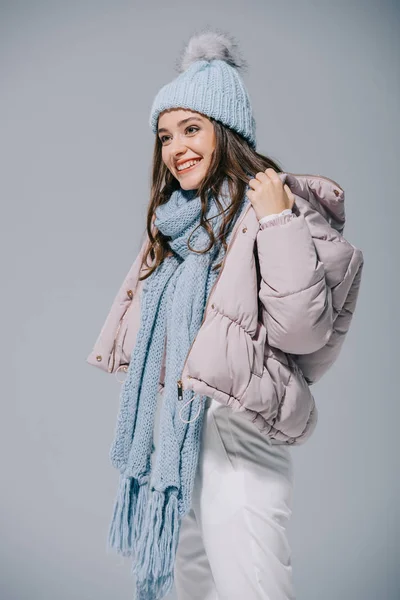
[{"x1": 154, "y1": 394, "x2": 295, "y2": 600}]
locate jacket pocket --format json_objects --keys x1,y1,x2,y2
[
  {"x1": 112, "y1": 282, "x2": 143, "y2": 371},
  {"x1": 250, "y1": 320, "x2": 267, "y2": 378},
  {"x1": 109, "y1": 303, "x2": 131, "y2": 372}
]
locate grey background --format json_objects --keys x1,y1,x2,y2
[{"x1": 1, "y1": 1, "x2": 398, "y2": 599}]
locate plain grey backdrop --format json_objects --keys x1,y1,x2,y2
[{"x1": 2, "y1": 1, "x2": 399, "y2": 599}]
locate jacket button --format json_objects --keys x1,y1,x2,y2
[
  {"x1": 96, "y1": 355, "x2": 102, "y2": 362},
  {"x1": 333, "y1": 189, "x2": 340, "y2": 197},
  {"x1": 211, "y1": 303, "x2": 215, "y2": 309},
  {"x1": 242, "y1": 226, "x2": 247, "y2": 233},
  {"x1": 127, "y1": 289, "x2": 133, "y2": 299}
]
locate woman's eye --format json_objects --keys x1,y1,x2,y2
[{"x1": 160, "y1": 126, "x2": 199, "y2": 144}]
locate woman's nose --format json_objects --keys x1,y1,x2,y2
[{"x1": 169, "y1": 135, "x2": 188, "y2": 155}]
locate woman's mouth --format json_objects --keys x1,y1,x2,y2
[{"x1": 176, "y1": 158, "x2": 203, "y2": 175}]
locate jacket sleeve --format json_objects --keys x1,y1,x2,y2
[
  {"x1": 290, "y1": 253, "x2": 364, "y2": 384},
  {"x1": 86, "y1": 234, "x2": 149, "y2": 374},
  {"x1": 256, "y1": 210, "x2": 364, "y2": 357}
]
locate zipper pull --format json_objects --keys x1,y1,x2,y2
[{"x1": 177, "y1": 379, "x2": 183, "y2": 401}]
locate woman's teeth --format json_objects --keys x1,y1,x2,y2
[{"x1": 177, "y1": 158, "x2": 202, "y2": 172}]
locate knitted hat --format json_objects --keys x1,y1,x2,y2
[{"x1": 149, "y1": 29, "x2": 257, "y2": 149}]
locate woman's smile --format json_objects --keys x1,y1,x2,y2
[{"x1": 176, "y1": 158, "x2": 203, "y2": 174}]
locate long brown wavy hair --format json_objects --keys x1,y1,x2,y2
[{"x1": 139, "y1": 115, "x2": 285, "y2": 281}]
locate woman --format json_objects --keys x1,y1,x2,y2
[{"x1": 87, "y1": 29, "x2": 364, "y2": 600}]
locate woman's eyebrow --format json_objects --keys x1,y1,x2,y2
[{"x1": 158, "y1": 117, "x2": 203, "y2": 134}]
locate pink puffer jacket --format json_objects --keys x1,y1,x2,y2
[{"x1": 87, "y1": 172, "x2": 364, "y2": 446}]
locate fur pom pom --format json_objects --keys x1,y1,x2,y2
[{"x1": 175, "y1": 28, "x2": 248, "y2": 73}]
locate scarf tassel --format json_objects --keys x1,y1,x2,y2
[
  {"x1": 107, "y1": 474, "x2": 150, "y2": 557},
  {"x1": 133, "y1": 489, "x2": 180, "y2": 600}
]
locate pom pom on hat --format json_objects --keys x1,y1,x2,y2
[
  {"x1": 175, "y1": 28, "x2": 248, "y2": 73},
  {"x1": 149, "y1": 27, "x2": 257, "y2": 149}
]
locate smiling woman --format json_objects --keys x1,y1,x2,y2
[
  {"x1": 157, "y1": 110, "x2": 215, "y2": 190},
  {"x1": 87, "y1": 26, "x2": 364, "y2": 600}
]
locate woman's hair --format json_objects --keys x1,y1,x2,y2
[{"x1": 139, "y1": 116, "x2": 285, "y2": 281}]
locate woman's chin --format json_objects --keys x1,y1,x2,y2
[{"x1": 179, "y1": 174, "x2": 204, "y2": 191}]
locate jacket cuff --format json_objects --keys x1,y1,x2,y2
[
  {"x1": 259, "y1": 208, "x2": 293, "y2": 225},
  {"x1": 259, "y1": 212, "x2": 296, "y2": 229}
]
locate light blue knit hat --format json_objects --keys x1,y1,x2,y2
[{"x1": 149, "y1": 29, "x2": 257, "y2": 149}]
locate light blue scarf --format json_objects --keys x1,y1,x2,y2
[{"x1": 107, "y1": 180, "x2": 249, "y2": 599}]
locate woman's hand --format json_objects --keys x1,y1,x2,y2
[{"x1": 247, "y1": 168, "x2": 295, "y2": 220}]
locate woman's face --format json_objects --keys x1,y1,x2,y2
[{"x1": 157, "y1": 108, "x2": 216, "y2": 191}]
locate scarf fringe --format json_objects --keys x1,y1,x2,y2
[
  {"x1": 132, "y1": 489, "x2": 180, "y2": 599},
  {"x1": 134, "y1": 575, "x2": 174, "y2": 600},
  {"x1": 133, "y1": 479, "x2": 150, "y2": 546},
  {"x1": 107, "y1": 474, "x2": 150, "y2": 558},
  {"x1": 107, "y1": 474, "x2": 136, "y2": 556}
]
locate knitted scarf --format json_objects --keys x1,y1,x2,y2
[{"x1": 107, "y1": 179, "x2": 249, "y2": 599}]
